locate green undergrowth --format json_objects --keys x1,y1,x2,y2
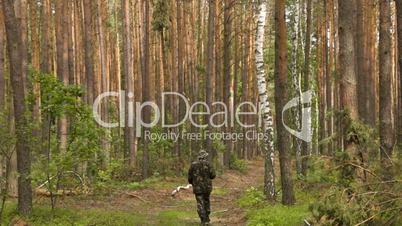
[
  {"x1": 212, "y1": 187, "x2": 229, "y2": 196},
  {"x1": 238, "y1": 185, "x2": 317, "y2": 226},
  {"x1": 2, "y1": 202, "x2": 147, "y2": 226},
  {"x1": 2, "y1": 202, "x2": 200, "y2": 226},
  {"x1": 95, "y1": 176, "x2": 186, "y2": 194},
  {"x1": 157, "y1": 210, "x2": 198, "y2": 226}
]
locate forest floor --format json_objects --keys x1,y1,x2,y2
[
  {"x1": 60, "y1": 160, "x2": 264, "y2": 225},
  {"x1": 5, "y1": 160, "x2": 266, "y2": 226}
]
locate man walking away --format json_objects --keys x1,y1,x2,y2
[{"x1": 188, "y1": 150, "x2": 216, "y2": 225}]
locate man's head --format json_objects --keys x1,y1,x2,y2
[{"x1": 198, "y1": 150, "x2": 209, "y2": 161}]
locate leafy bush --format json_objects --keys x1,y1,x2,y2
[
  {"x1": 309, "y1": 152, "x2": 402, "y2": 226},
  {"x1": 230, "y1": 155, "x2": 248, "y2": 172},
  {"x1": 238, "y1": 187, "x2": 265, "y2": 208},
  {"x1": 247, "y1": 203, "x2": 310, "y2": 226},
  {"x1": 305, "y1": 157, "x2": 337, "y2": 184}
]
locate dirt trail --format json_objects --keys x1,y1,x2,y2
[{"x1": 55, "y1": 159, "x2": 265, "y2": 225}]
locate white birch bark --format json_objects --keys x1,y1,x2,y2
[
  {"x1": 291, "y1": 2, "x2": 303, "y2": 175},
  {"x1": 255, "y1": 0, "x2": 276, "y2": 200}
]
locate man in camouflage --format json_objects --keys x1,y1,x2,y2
[{"x1": 188, "y1": 150, "x2": 216, "y2": 225}]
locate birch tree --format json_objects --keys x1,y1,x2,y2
[
  {"x1": 290, "y1": 0, "x2": 302, "y2": 175},
  {"x1": 255, "y1": 0, "x2": 275, "y2": 200}
]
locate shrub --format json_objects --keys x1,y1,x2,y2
[
  {"x1": 238, "y1": 187, "x2": 265, "y2": 208},
  {"x1": 230, "y1": 156, "x2": 248, "y2": 172}
]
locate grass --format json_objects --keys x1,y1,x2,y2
[
  {"x1": 2, "y1": 202, "x2": 147, "y2": 226},
  {"x1": 211, "y1": 187, "x2": 229, "y2": 196},
  {"x1": 238, "y1": 185, "x2": 317, "y2": 226},
  {"x1": 156, "y1": 210, "x2": 198, "y2": 226},
  {"x1": 1, "y1": 199, "x2": 199, "y2": 226},
  {"x1": 96, "y1": 176, "x2": 186, "y2": 194}
]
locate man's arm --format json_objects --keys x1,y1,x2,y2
[
  {"x1": 209, "y1": 164, "x2": 216, "y2": 179},
  {"x1": 188, "y1": 165, "x2": 193, "y2": 184}
]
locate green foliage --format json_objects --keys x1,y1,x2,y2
[
  {"x1": 152, "y1": 0, "x2": 169, "y2": 32},
  {"x1": 230, "y1": 155, "x2": 248, "y2": 173},
  {"x1": 146, "y1": 126, "x2": 179, "y2": 176},
  {"x1": 304, "y1": 157, "x2": 337, "y2": 184},
  {"x1": 309, "y1": 151, "x2": 402, "y2": 226},
  {"x1": 213, "y1": 138, "x2": 226, "y2": 154},
  {"x1": 246, "y1": 203, "x2": 310, "y2": 226},
  {"x1": 238, "y1": 187, "x2": 265, "y2": 208},
  {"x1": 157, "y1": 210, "x2": 196, "y2": 225},
  {"x1": 3, "y1": 203, "x2": 147, "y2": 226},
  {"x1": 0, "y1": 111, "x2": 15, "y2": 160},
  {"x1": 241, "y1": 186, "x2": 314, "y2": 226},
  {"x1": 31, "y1": 73, "x2": 105, "y2": 196},
  {"x1": 211, "y1": 187, "x2": 229, "y2": 197}
]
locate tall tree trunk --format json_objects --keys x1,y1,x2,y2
[
  {"x1": 0, "y1": 3, "x2": 4, "y2": 110},
  {"x1": 55, "y1": 0, "x2": 69, "y2": 154},
  {"x1": 255, "y1": 0, "x2": 276, "y2": 201},
  {"x1": 396, "y1": 0, "x2": 402, "y2": 148},
  {"x1": 176, "y1": 0, "x2": 184, "y2": 160},
  {"x1": 14, "y1": 0, "x2": 27, "y2": 95},
  {"x1": 301, "y1": 0, "x2": 312, "y2": 176},
  {"x1": 2, "y1": 0, "x2": 32, "y2": 215},
  {"x1": 40, "y1": 0, "x2": 52, "y2": 157},
  {"x1": 291, "y1": 0, "x2": 302, "y2": 174},
  {"x1": 206, "y1": 0, "x2": 215, "y2": 159},
  {"x1": 356, "y1": 0, "x2": 375, "y2": 126},
  {"x1": 142, "y1": 0, "x2": 151, "y2": 179},
  {"x1": 338, "y1": 0, "x2": 365, "y2": 180},
  {"x1": 275, "y1": 0, "x2": 296, "y2": 206},
  {"x1": 317, "y1": 6, "x2": 327, "y2": 155},
  {"x1": 29, "y1": 0, "x2": 41, "y2": 131},
  {"x1": 379, "y1": 0, "x2": 394, "y2": 179},
  {"x1": 241, "y1": 2, "x2": 250, "y2": 159},
  {"x1": 40, "y1": 0, "x2": 52, "y2": 73},
  {"x1": 121, "y1": 0, "x2": 136, "y2": 167},
  {"x1": 223, "y1": 0, "x2": 233, "y2": 167},
  {"x1": 324, "y1": 0, "x2": 333, "y2": 155},
  {"x1": 83, "y1": 0, "x2": 95, "y2": 105}
]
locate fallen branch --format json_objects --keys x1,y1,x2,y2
[
  {"x1": 171, "y1": 184, "x2": 192, "y2": 197},
  {"x1": 124, "y1": 192, "x2": 147, "y2": 202},
  {"x1": 35, "y1": 188, "x2": 80, "y2": 197}
]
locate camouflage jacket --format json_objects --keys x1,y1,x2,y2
[{"x1": 188, "y1": 160, "x2": 216, "y2": 194}]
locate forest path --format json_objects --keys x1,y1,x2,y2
[{"x1": 53, "y1": 159, "x2": 265, "y2": 225}]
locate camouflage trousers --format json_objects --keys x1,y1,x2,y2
[{"x1": 195, "y1": 193, "x2": 211, "y2": 224}]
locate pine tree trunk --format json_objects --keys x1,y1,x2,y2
[
  {"x1": 176, "y1": 0, "x2": 184, "y2": 160},
  {"x1": 275, "y1": 0, "x2": 296, "y2": 206},
  {"x1": 0, "y1": 5, "x2": 4, "y2": 110},
  {"x1": 396, "y1": 0, "x2": 402, "y2": 148},
  {"x1": 338, "y1": 0, "x2": 359, "y2": 129},
  {"x1": 379, "y1": 0, "x2": 394, "y2": 179},
  {"x1": 2, "y1": 0, "x2": 32, "y2": 215},
  {"x1": 142, "y1": 0, "x2": 151, "y2": 179},
  {"x1": 40, "y1": 0, "x2": 52, "y2": 73},
  {"x1": 324, "y1": 0, "x2": 333, "y2": 155},
  {"x1": 121, "y1": 0, "x2": 136, "y2": 167},
  {"x1": 56, "y1": 0, "x2": 69, "y2": 154},
  {"x1": 83, "y1": 0, "x2": 95, "y2": 105},
  {"x1": 206, "y1": 0, "x2": 215, "y2": 159},
  {"x1": 223, "y1": 0, "x2": 233, "y2": 167}
]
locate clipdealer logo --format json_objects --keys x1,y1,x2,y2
[{"x1": 92, "y1": 91, "x2": 312, "y2": 142}]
